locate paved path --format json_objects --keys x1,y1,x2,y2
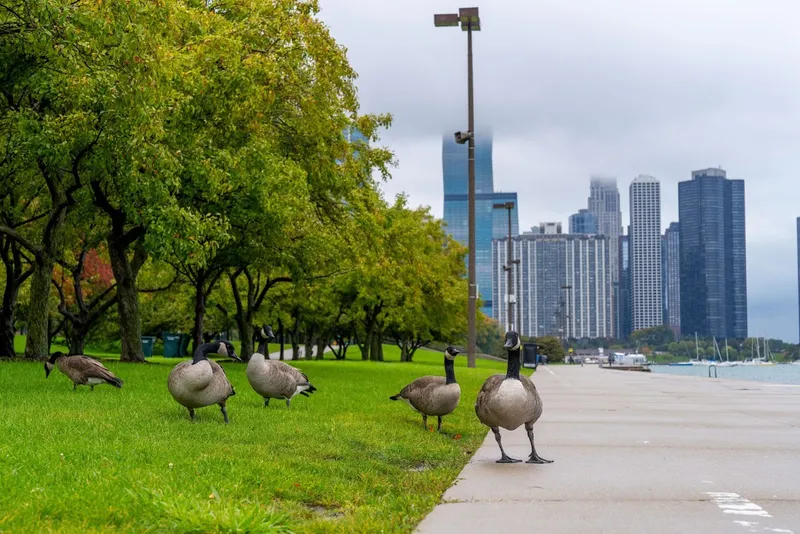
[{"x1": 416, "y1": 364, "x2": 800, "y2": 534}]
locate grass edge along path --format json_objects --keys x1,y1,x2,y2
[{"x1": 0, "y1": 345, "x2": 524, "y2": 533}]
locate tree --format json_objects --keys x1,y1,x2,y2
[
  {"x1": 534, "y1": 336, "x2": 566, "y2": 362},
  {"x1": 630, "y1": 325, "x2": 675, "y2": 350}
]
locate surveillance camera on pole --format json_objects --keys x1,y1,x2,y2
[{"x1": 454, "y1": 130, "x2": 473, "y2": 144}]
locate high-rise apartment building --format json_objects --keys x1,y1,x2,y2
[
  {"x1": 797, "y1": 217, "x2": 800, "y2": 343},
  {"x1": 492, "y1": 231, "x2": 612, "y2": 339},
  {"x1": 662, "y1": 222, "x2": 681, "y2": 336},
  {"x1": 569, "y1": 209, "x2": 597, "y2": 234},
  {"x1": 618, "y1": 232, "x2": 631, "y2": 339},
  {"x1": 587, "y1": 176, "x2": 621, "y2": 336},
  {"x1": 678, "y1": 168, "x2": 747, "y2": 339},
  {"x1": 442, "y1": 135, "x2": 518, "y2": 318},
  {"x1": 629, "y1": 176, "x2": 662, "y2": 331}
]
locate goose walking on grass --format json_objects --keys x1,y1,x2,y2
[
  {"x1": 389, "y1": 346, "x2": 461, "y2": 432},
  {"x1": 475, "y1": 331, "x2": 552, "y2": 464},
  {"x1": 44, "y1": 352, "x2": 123, "y2": 391},
  {"x1": 167, "y1": 341, "x2": 240, "y2": 423},
  {"x1": 246, "y1": 325, "x2": 317, "y2": 408}
]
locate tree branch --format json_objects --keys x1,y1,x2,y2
[{"x1": 0, "y1": 225, "x2": 40, "y2": 257}]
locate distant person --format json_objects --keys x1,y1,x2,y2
[{"x1": 608, "y1": 354, "x2": 615, "y2": 366}]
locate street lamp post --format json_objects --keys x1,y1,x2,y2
[
  {"x1": 561, "y1": 284, "x2": 572, "y2": 348},
  {"x1": 434, "y1": 7, "x2": 481, "y2": 367},
  {"x1": 493, "y1": 201, "x2": 518, "y2": 331}
]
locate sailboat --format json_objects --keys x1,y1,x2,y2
[
  {"x1": 741, "y1": 337, "x2": 774, "y2": 366},
  {"x1": 715, "y1": 338, "x2": 740, "y2": 367},
  {"x1": 690, "y1": 333, "x2": 712, "y2": 365}
]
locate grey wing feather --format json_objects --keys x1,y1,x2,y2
[
  {"x1": 70, "y1": 356, "x2": 122, "y2": 382},
  {"x1": 397, "y1": 376, "x2": 445, "y2": 398}
]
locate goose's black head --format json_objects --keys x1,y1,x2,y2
[
  {"x1": 503, "y1": 331, "x2": 521, "y2": 351},
  {"x1": 44, "y1": 351, "x2": 64, "y2": 378},
  {"x1": 253, "y1": 324, "x2": 275, "y2": 342},
  {"x1": 216, "y1": 341, "x2": 241, "y2": 362},
  {"x1": 444, "y1": 346, "x2": 461, "y2": 360}
]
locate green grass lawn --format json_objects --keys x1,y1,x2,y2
[{"x1": 0, "y1": 345, "x2": 514, "y2": 533}]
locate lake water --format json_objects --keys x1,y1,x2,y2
[{"x1": 651, "y1": 363, "x2": 800, "y2": 385}]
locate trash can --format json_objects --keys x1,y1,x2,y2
[
  {"x1": 178, "y1": 334, "x2": 191, "y2": 357},
  {"x1": 162, "y1": 333, "x2": 182, "y2": 358},
  {"x1": 141, "y1": 336, "x2": 156, "y2": 358},
  {"x1": 522, "y1": 343, "x2": 538, "y2": 369}
]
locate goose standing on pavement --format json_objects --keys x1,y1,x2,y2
[
  {"x1": 167, "y1": 341, "x2": 241, "y2": 423},
  {"x1": 44, "y1": 352, "x2": 123, "y2": 390},
  {"x1": 246, "y1": 325, "x2": 317, "y2": 408},
  {"x1": 475, "y1": 331, "x2": 552, "y2": 464},
  {"x1": 389, "y1": 346, "x2": 461, "y2": 432}
]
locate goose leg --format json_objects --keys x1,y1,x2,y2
[
  {"x1": 73, "y1": 383, "x2": 77, "y2": 391},
  {"x1": 285, "y1": 398, "x2": 291, "y2": 408},
  {"x1": 437, "y1": 416, "x2": 443, "y2": 432},
  {"x1": 264, "y1": 398, "x2": 270, "y2": 407},
  {"x1": 188, "y1": 408, "x2": 196, "y2": 421},
  {"x1": 492, "y1": 427, "x2": 521, "y2": 463},
  {"x1": 525, "y1": 423, "x2": 553, "y2": 464},
  {"x1": 90, "y1": 385, "x2": 94, "y2": 392},
  {"x1": 220, "y1": 404, "x2": 229, "y2": 424},
  {"x1": 422, "y1": 414, "x2": 428, "y2": 430}
]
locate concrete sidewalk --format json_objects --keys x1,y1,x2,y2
[{"x1": 416, "y1": 365, "x2": 800, "y2": 534}]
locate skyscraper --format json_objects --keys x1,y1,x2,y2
[
  {"x1": 588, "y1": 176, "x2": 621, "y2": 336},
  {"x1": 662, "y1": 222, "x2": 681, "y2": 336},
  {"x1": 442, "y1": 134, "x2": 518, "y2": 318},
  {"x1": 618, "y1": 231, "x2": 631, "y2": 339},
  {"x1": 678, "y1": 168, "x2": 747, "y2": 339},
  {"x1": 569, "y1": 209, "x2": 597, "y2": 234},
  {"x1": 492, "y1": 232, "x2": 612, "y2": 338},
  {"x1": 797, "y1": 217, "x2": 799, "y2": 343},
  {"x1": 629, "y1": 176, "x2": 662, "y2": 332}
]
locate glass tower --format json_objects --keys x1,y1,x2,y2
[
  {"x1": 678, "y1": 168, "x2": 747, "y2": 339},
  {"x1": 442, "y1": 135, "x2": 518, "y2": 318}
]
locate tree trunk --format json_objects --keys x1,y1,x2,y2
[
  {"x1": 237, "y1": 319, "x2": 254, "y2": 362},
  {"x1": 0, "y1": 268, "x2": 22, "y2": 358},
  {"x1": 370, "y1": 329, "x2": 383, "y2": 362},
  {"x1": 24, "y1": 259, "x2": 53, "y2": 360},
  {"x1": 108, "y1": 239, "x2": 144, "y2": 362},
  {"x1": 278, "y1": 318, "x2": 284, "y2": 361},
  {"x1": 192, "y1": 273, "x2": 206, "y2": 355},
  {"x1": 316, "y1": 338, "x2": 326, "y2": 361},
  {"x1": 304, "y1": 329, "x2": 314, "y2": 361},
  {"x1": 66, "y1": 324, "x2": 87, "y2": 355},
  {"x1": 291, "y1": 315, "x2": 300, "y2": 360}
]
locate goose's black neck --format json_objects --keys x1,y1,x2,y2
[
  {"x1": 444, "y1": 356, "x2": 457, "y2": 385},
  {"x1": 192, "y1": 342, "x2": 218, "y2": 364},
  {"x1": 256, "y1": 339, "x2": 267, "y2": 356},
  {"x1": 506, "y1": 349, "x2": 521, "y2": 380}
]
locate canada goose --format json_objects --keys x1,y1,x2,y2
[
  {"x1": 389, "y1": 346, "x2": 461, "y2": 432},
  {"x1": 475, "y1": 331, "x2": 552, "y2": 464},
  {"x1": 44, "y1": 352, "x2": 123, "y2": 390},
  {"x1": 167, "y1": 341, "x2": 241, "y2": 423},
  {"x1": 246, "y1": 325, "x2": 317, "y2": 408}
]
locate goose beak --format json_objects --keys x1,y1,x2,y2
[
  {"x1": 229, "y1": 350, "x2": 242, "y2": 363},
  {"x1": 503, "y1": 339, "x2": 515, "y2": 349}
]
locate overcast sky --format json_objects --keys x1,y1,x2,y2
[{"x1": 318, "y1": 0, "x2": 800, "y2": 343}]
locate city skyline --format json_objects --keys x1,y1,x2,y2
[{"x1": 318, "y1": 0, "x2": 800, "y2": 342}]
